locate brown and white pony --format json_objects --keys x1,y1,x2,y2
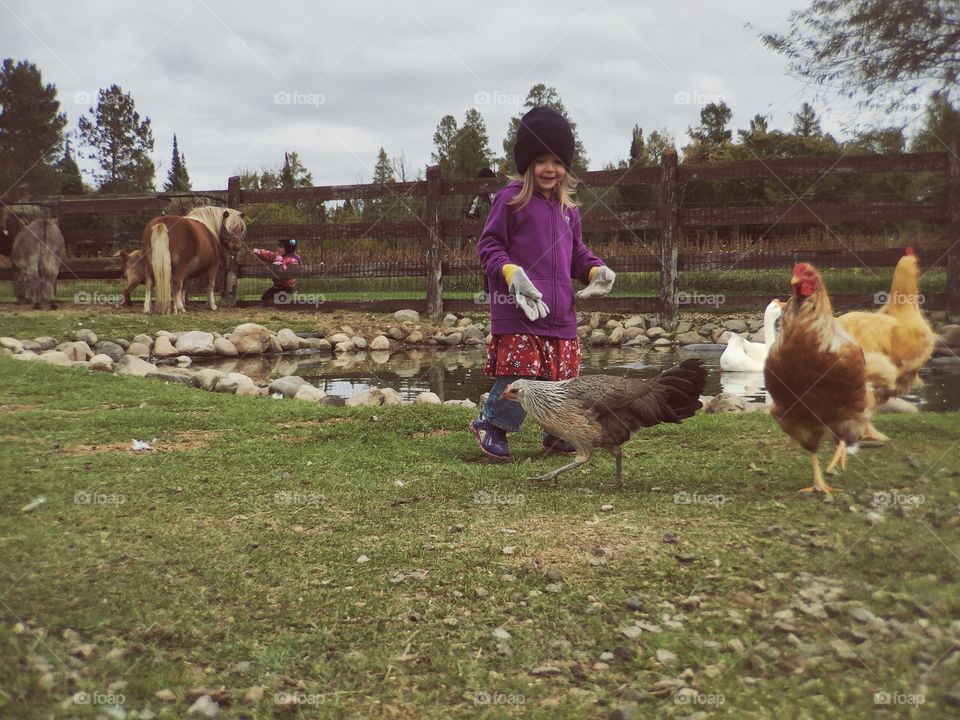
[{"x1": 141, "y1": 206, "x2": 246, "y2": 314}]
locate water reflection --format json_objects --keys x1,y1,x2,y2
[{"x1": 187, "y1": 345, "x2": 960, "y2": 412}]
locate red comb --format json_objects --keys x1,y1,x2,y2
[
  {"x1": 791, "y1": 262, "x2": 807, "y2": 276},
  {"x1": 905, "y1": 246, "x2": 915, "y2": 256}
]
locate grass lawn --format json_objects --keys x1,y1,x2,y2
[{"x1": 1, "y1": 353, "x2": 959, "y2": 718}]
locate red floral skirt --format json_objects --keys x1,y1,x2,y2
[{"x1": 484, "y1": 334, "x2": 581, "y2": 380}]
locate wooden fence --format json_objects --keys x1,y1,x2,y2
[{"x1": 2, "y1": 141, "x2": 959, "y2": 324}]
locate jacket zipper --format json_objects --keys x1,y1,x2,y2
[{"x1": 549, "y1": 197, "x2": 557, "y2": 328}]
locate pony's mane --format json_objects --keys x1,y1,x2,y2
[{"x1": 186, "y1": 206, "x2": 246, "y2": 238}]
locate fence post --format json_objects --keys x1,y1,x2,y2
[
  {"x1": 223, "y1": 175, "x2": 242, "y2": 307},
  {"x1": 425, "y1": 164, "x2": 443, "y2": 318},
  {"x1": 947, "y1": 138, "x2": 960, "y2": 316},
  {"x1": 658, "y1": 148, "x2": 679, "y2": 329}
]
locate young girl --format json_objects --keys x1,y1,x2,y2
[
  {"x1": 470, "y1": 107, "x2": 616, "y2": 461},
  {"x1": 253, "y1": 238, "x2": 301, "y2": 306}
]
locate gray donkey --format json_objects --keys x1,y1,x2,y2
[{"x1": 10, "y1": 217, "x2": 65, "y2": 308}]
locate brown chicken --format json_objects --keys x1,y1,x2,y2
[
  {"x1": 838, "y1": 248, "x2": 936, "y2": 443},
  {"x1": 502, "y1": 359, "x2": 707, "y2": 488},
  {"x1": 765, "y1": 263, "x2": 870, "y2": 494}
]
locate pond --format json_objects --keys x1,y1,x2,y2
[{"x1": 188, "y1": 345, "x2": 960, "y2": 412}]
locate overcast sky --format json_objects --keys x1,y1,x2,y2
[{"x1": 0, "y1": 0, "x2": 905, "y2": 191}]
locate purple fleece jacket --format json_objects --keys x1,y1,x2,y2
[{"x1": 476, "y1": 181, "x2": 604, "y2": 338}]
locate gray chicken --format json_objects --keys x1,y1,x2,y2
[{"x1": 502, "y1": 359, "x2": 707, "y2": 487}]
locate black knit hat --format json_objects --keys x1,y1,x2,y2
[{"x1": 514, "y1": 107, "x2": 575, "y2": 175}]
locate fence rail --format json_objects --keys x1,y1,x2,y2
[{"x1": 3, "y1": 141, "x2": 959, "y2": 321}]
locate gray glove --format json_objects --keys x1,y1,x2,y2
[
  {"x1": 576, "y1": 266, "x2": 616, "y2": 298},
  {"x1": 507, "y1": 266, "x2": 550, "y2": 322}
]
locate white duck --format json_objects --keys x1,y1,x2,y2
[{"x1": 720, "y1": 299, "x2": 784, "y2": 372}]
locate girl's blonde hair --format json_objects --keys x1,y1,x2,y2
[{"x1": 507, "y1": 163, "x2": 580, "y2": 212}]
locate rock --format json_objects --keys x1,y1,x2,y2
[
  {"x1": 334, "y1": 341, "x2": 356, "y2": 354},
  {"x1": 723, "y1": 318, "x2": 749, "y2": 333},
  {"x1": 414, "y1": 392, "x2": 442, "y2": 405},
  {"x1": 646, "y1": 326, "x2": 665, "y2": 338},
  {"x1": 269, "y1": 375, "x2": 310, "y2": 398},
  {"x1": 93, "y1": 341, "x2": 125, "y2": 362},
  {"x1": 370, "y1": 335, "x2": 390, "y2": 351},
  {"x1": 155, "y1": 689, "x2": 177, "y2": 702},
  {"x1": 876, "y1": 398, "x2": 919, "y2": 414},
  {"x1": 830, "y1": 638, "x2": 858, "y2": 661},
  {"x1": 589, "y1": 312, "x2": 602, "y2": 329},
  {"x1": 530, "y1": 666, "x2": 564, "y2": 677},
  {"x1": 275, "y1": 328, "x2": 300, "y2": 352},
  {"x1": 439, "y1": 332, "x2": 462, "y2": 346},
  {"x1": 656, "y1": 648, "x2": 677, "y2": 664},
  {"x1": 176, "y1": 331, "x2": 216, "y2": 355},
  {"x1": 88, "y1": 354, "x2": 114, "y2": 372},
  {"x1": 653, "y1": 337, "x2": 672, "y2": 347},
  {"x1": 152, "y1": 336, "x2": 179, "y2": 358},
  {"x1": 214, "y1": 372, "x2": 257, "y2": 394},
  {"x1": 132, "y1": 333, "x2": 153, "y2": 349},
  {"x1": 406, "y1": 330, "x2": 425, "y2": 344},
  {"x1": 0, "y1": 337, "x2": 23, "y2": 353},
  {"x1": 293, "y1": 385, "x2": 328, "y2": 403},
  {"x1": 387, "y1": 327, "x2": 406, "y2": 341},
  {"x1": 443, "y1": 313, "x2": 458, "y2": 327},
  {"x1": 328, "y1": 333, "x2": 351, "y2": 345},
  {"x1": 394, "y1": 309, "x2": 420, "y2": 323},
  {"x1": 676, "y1": 331, "x2": 708, "y2": 346},
  {"x1": 588, "y1": 330, "x2": 609, "y2": 346},
  {"x1": 194, "y1": 368, "x2": 226, "y2": 391},
  {"x1": 39, "y1": 350, "x2": 73, "y2": 366},
  {"x1": 605, "y1": 319, "x2": 623, "y2": 330},
  {"x1": 74, "y1": 328, "x2": 97, "y2": 346},
  {"x1": 349, "y1": 335, "x2": 368, "y2": 350},
  {"x1": 849, "y1": 606, "x2": 883, "y2": 625},
  {"x1": 177, "y1": 355, "x2": 192, "y2": 367},
  {"x1": 126, "y1": 342, "x2": 150, "y2": 358},
  {"x1": 187, "y1": 694, "x2": 220, "y2": 718},
  {"x1": 229, "y1": 323, "x2": 272, "y2": 354},
  {"x1": 57, "y1": 341, "x2": 94, "y2": 361},
  {"x1": 623, "y1": 315, "x2": 647, "y2": 330},
  {"x1": 624, "y1": 334, "x2": 651, "y2": 346},
  {"x1": 243, "y1": 686, "x2": 265, "y2": 704},
  {"x1": 609, "y1": 327, "x2": 624, "y2": 344},
  {"x1": 940, "y1": 324, "x2": 960, "y2": 347},
  {"x1": 346, "y1": 388, "x2": 388, "y2": 406},
  {"x1": 34, "y1": 336, "x2": 58, "y2": 350},
  {"x1": 381, "y1": 387, "x2": 403, "y2": 405},
  {"x1": 301, "y1": 337, "x2": 330, "y2": 352},
  {"x1": 462, "y1": 324, "x2": 486, "y2": 342},
  {"x1": 706, "y1": 393, "x2": 747, "y2": 414},
  {"x1": 150, "y1": 371, "x2": 200, "y2": 388},
  {"x1": 676, "y1": 320, "x2": 692, "y2": 334},
  {"x1": 116, "y1": 356, "x2": 159, "y2": 377}
]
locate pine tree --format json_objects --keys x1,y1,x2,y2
[
  {"x1": 279, "y1": 151, "x2": 313, "y2": 188},
  {"x1": 0, "y1": 58, "x2": 67, "y2": 196},
  {"x1": 163, "y1": 134, "x2": 191, "y2": 192},
  {"x1": 372, "y1": 147, "x2": 395, "y2": 184},
  {"x1": 77, "y1": 84, "x2": 154, "y2": 192},
  {"x1": 57, "y1": 138, "x2": 84, "y2": 194},
  {"x1": 792, "y1": 103, "x2": 823, "y2": 138}
]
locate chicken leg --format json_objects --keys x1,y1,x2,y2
[
  {"x1": 798, "y1": 452, "x2": 838, "y2": 494},
  {"x1": 825, "y1": 440, "x2": 847, "y2": 475},
  {"x1": 528, "y1": 451, "x2": 591, "y2": 484}
]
